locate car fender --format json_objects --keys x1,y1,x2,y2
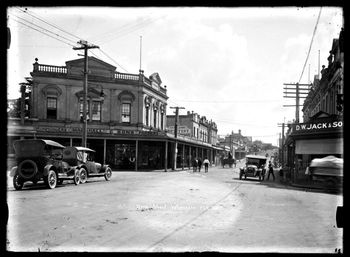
[
  {"x1": 100, "y1": 164, "x2": 110, "y2": 173},
  {"x1": 10, "y1": 166, "x2": 18, "y2": 177},
  {"x1": 43, "y1": 164, "x2": 57, "y2": 176},
  {"x1": 78, "y1": 164, "x2": 89, "y2": 175}
]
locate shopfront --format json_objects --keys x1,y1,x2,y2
[
  {"x1": 7, "y1": 120, "x2": 218, "y2": 172},
  {"x1": 284, "y1": 115, "x2": 343, "y2": 183}
]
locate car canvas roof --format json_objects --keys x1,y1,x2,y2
[
  {"x1": 246, "y1": 155, "x2": 267, "y2": 159},
  {"x1": 74, "y1": 146, "x2": 96, "y2": 152},
  {"x1": 42, "y1": 139, "x2": 65, "y2": 148}
]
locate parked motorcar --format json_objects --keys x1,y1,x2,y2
[
  {"x1": 239, "y1": 155, "x2": 268, "y2": 181},
  {"x1": 62, "y1": 146, "x2": 112, "y2": 183},
  {"x1": 9, "y1": 139, "x2": 80, "y2": 190}
]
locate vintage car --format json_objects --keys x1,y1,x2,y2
[
  {"x1": 62, "y1": 146, "x2": 112, "y2": 183},
  {"x1": 239, "y1": 155, "x2": 268, "y2": 181},
  {"x1": 9, "y1": 139, "x2": 80, "y2": 190}
]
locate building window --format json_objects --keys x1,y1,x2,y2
[
  {"x1": 153, "y1": 109, "x2": 157, "y2": 128},
  {"x1": 47, "y1": 97, "x2": 57, "y2": 119},
  {"x1": 161, "y1": 113, "x2": 164, "y2": 130},
  {"x1": 122, "y1": 103, "x2": 131, "y2": 123},
  {"x1": 79, "y1": 100, "x2": 90, "y2": 121},
  {"x1": 145, "y1": 107, "x2": 149, "y2": 126},
  {"x1": 92, "y1": 101, "x2": 102, "y2": 121}
]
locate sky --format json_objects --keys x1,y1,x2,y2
[{"x1": 6, "y1": 6, "x2": 343, "y2": 146}]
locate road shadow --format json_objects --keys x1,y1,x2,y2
[{"x1": 230, "y1": 177, "x2": 342, "y2": 195}]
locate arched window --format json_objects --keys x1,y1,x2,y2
[
  {"x1": 118, "y1": 90, "x2": 135, "y2": 124},
  {"x1": 41, "y1": 85, "x2": 62, "y2": 120},
  {"x1": 144, "y1": 96, "x2": 151, "y2": 127}
]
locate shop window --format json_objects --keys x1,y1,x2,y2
[
  {"x1": 122, "y1": 103, "x2": 131, "y2": 123},
  {"x1": 47, "y1": 97, "x2": 57, "y2": 119}
]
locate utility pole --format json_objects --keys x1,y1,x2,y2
[
  {"x1": 170, "y1": 106, "x2": 185, "y2": 170},
  {"x1": 73, "y1": 40, "x2": 99, "y2": 147},
  {"x1": 283, "y1": 83, "x2": 310, "y2": 123},
  {"x1": 277, "y1": 122, "x2": 286, "y2": 167}
]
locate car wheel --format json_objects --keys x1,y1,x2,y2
[
  {"x1": 104, "y1": 167, "x2": 112, "y2": 181},
  {"x1": 45, "y1": 170, "x2": 57, "y2": 189},
  {"x1": 13, "y1": 174, "x2": 24, "y2": 190},
  {"x1": 73, "y1": 169, "x2": 80, "y2": 185},
  {"x1": 80, "y1": 168, "x2": 87, "y2": 184}
]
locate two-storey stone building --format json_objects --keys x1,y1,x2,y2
[{"x1": 8, "y1": 57, "x2": 221, "y2": 171}]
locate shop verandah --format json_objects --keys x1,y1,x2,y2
[{"x1": 8, "y1": 132, "x2": 220, "y2": 172}]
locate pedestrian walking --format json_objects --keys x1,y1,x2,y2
[
  {"x1": 203, "y1": 157, "x2": 210, "y2": 173},
  {"x1": 197, "y1": 158, "x2": 202, "y2": 172},
  {"x1": 192, "y1": 158, "x2": 198, "y2": 172},
  {"x1": 267, "y1": 161, "x2": 275, "y2": 181}
]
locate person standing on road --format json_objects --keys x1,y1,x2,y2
[
  {"x1": 198, "y1": 158, "x2": 202, "y2": 172},
  {"x1": 203, "y1": 157, "x2": 210, "y2": 173},
  {"x1": 192, "y1": 158, "x2": 198, "y2": 172},
  {"x1": 267, "y1": 161, "x2": 275, "y2": 181}
]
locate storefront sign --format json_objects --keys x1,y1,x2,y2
[
  {"x1": 37, "y1": 126, "x2": 110, "y2": 134},
  {"x1": 167, "y1": 125, "x2": 191, "y2": 136},
  {"x1": 35, "y1": 126, "x2": 165, "y2": 137},
  {"x1": 292, "y1": 119, "x2": 343, "y2": 135}
]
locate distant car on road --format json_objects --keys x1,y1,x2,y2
[
  {"x1": 9, "y1": 139, "x2": 80, "y2": 190},
  {"x1": 62, "y1": 146, "x2": 112, "y2": 184},
  {"x1": 239, "y1": 155, "x2": 268, "y2": 181}
]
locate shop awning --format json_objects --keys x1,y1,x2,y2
[{"x1": 295, "y1": 138, "x2": 343, "y2": 155}]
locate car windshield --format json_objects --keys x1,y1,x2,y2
[{"x1": 247, "y1": 159, "x2": 260, "y2": 165}]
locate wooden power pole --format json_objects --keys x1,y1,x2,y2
[
  {"x1": 73, "y1": 40, "x2": 99, "y2": 147},
  {"x1": 170, "y1": 106, "x2": 185, "y2": 170},
  {"x1": 283, "y1": 83, "x2": 310, "y2": 123}
]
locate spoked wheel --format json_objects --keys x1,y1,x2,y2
[
  {"x1": 104, "y1": 167, "x2": 112, "y2": 181},
  {"x1": 45, "y1": 170, "x2": 57, "y2": 189},
  {"x1": 73, "y1": 169, "x2": 80, "y2": 185},
  {"x1": 13, "y1": 174, "x2": 24, "y2": 190},
  {"x1": 79, "y1": 168, "x2": 87, "y2": 184}
]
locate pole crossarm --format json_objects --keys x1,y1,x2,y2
[{"x1": 283, "y1": 83, "x2": 312, "y2": 86}]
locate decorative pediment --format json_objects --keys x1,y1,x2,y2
[
  {"x1": 41, "y1": 85, "x2": 62, "y2": 97},
  {"x1": 66, "y1": 56, "x2": 116, "y2": 71},
  {"x1": 149, "y1": 72, "x2": 162, "y2": 85},
  {"x1": 75, "y1": 87, "x2": 103, "y2": 99},
  {"x1": 118, "y1": 90, "x2": 135, "y2": 102}
]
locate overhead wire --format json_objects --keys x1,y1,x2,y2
[
  {"x1": 9, "y1": 12, "x2": 78, "y2": 46},
  {"x1": 298, "y1": 7, "x2": 322, "y2": 84},
  {"x1": 15, "y1": 7, "x2": 82, "y2": 42},
  {"x1": 10, "y1": 17, "x2": 76, "y2": 47}
]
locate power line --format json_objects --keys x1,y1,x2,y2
[
  {"x1": 15, "y1": 7, "x2": 82, "y2": 42},
  {"x1": 9, "y1": 12, "x2": 77, "y2": 45},
  {"x1": 298, "y1": 7, "x2": 322, "y2": 83},
  {"x1": 173, "y1": 99, "x2": 281, "y2": 103},
  {"x1": 96, "y1": 48, "x2": 129, "y2": 73},
  {"x1": 11, "y1": 17, "x2": 75, "y2": 47},
  {"x1": 93, "y1": 15, "x2": 167, "y2": 45}
]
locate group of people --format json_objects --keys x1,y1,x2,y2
[{"x1": 192, "y1": 157, "x2": 210, "y2": 173}]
